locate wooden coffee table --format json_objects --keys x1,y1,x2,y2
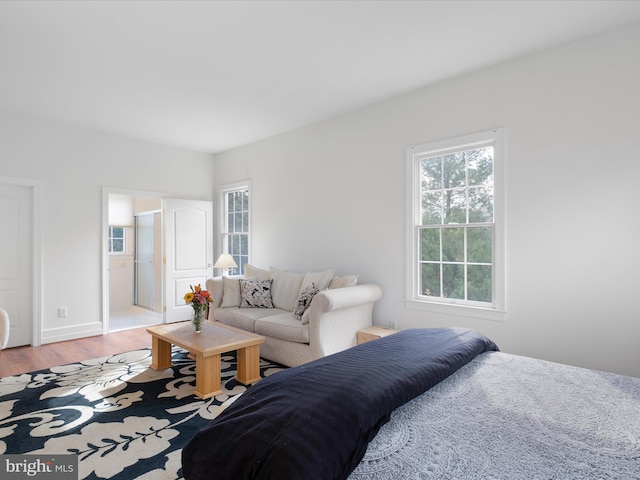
[{"x1": 146, "y1": 321, "x2": 266, "y2": 399}]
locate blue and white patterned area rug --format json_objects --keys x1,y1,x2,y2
[{"x1": 0, "y1": 348, "x2": 286, "y2": 479}]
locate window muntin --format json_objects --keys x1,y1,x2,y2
[
  {"x1": 406, "y1": 130, "x2": 505, "y2": 318},
  {"x1": 220, "y1": 185, "x2": 249, "y2": 275},
  {"x1": 419, "y1": 145, "x2": 493, "y2": 304},
  {"x1": 108, "y1": 226, "x2": 125, "y2": 254}
]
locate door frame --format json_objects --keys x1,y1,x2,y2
[
  {"x1": 101, "y1": 187, "x2": 165, "y2": 334},
  {"x1": 0, "y1": 176, "x2": 42, "y2": 346}
]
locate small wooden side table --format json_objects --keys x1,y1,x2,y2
[
  {"x1": 357, "y1": 326, "x2": 398, "y2": 344},
  {"x1": 147, "y1": 321, "x2": 265, "y2": 399}
]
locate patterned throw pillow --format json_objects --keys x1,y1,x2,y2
[
  {"x1": 293, "y1": 283, "x2": 319, "y2": 320},
  {"x1": 239, "y1": 279, "x2": 274, "y2": 308}
]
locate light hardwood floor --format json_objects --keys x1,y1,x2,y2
[{"x1": 0, "y1": 327, "x2": 152, "y2": 378}]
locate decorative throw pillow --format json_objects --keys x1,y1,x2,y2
[
  {"x1": 301, "y1": 307, "x2": 312, "y2": 325},
  {"x1": 293, "y1": 283, "x2": 319, "y2": 320},
  {"x1": 239, "y1": 279, "x2": 274, "y2": 308},
  {"x1": 329, "y1": 275, "x2": 359, "y2": 289}
]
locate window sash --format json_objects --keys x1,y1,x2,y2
[
  {"x1": 219, "y1": 183, "x2": 250, "y2": 275},
  {"x1": 108, "y1": 227, "x2": 125, "y2": 254},
  {"x1": 417, "y1": 224, "x2": 494, "y2": 307},
  {"x1": 405, "y1": 129, "x2": 505, "y2": 320}
]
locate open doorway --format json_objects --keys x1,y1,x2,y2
[
  {"x1": 106, "y1": 192, "x2": 162, "y2": 332},
  {"x1": 103, "y1": 189, "x2": 214, "y2": 333}
]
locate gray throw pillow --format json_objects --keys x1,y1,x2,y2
[{"x1": 239, "y1": 279, "x2": 274, "y2": 308}]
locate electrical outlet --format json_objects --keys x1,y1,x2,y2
[
  {"x1": 58, "y1": 307, "x2": 68, "y2": 318},
  {"x1": 389, "y1": 320, "x2": 397, "y2": 329}
]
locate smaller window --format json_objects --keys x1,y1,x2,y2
[
  {"x1": 219, "y1": 182, "x2": 250, "y2": 275},
  {"x1": 108, "y1": 227, "x2": 125, "y2": 254}
]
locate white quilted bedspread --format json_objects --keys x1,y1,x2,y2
[{"x1": 350, "y1": 351, "x2": 640, "y2": 479}]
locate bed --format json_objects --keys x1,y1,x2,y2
[{"x1": 181, "y1": 328, "x2": 640, "y2": 479}]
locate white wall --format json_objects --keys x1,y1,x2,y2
[
  {"x1": 213, "y1": 22, "x2": 640, "y2": 377},
  {"x1": 0, "y1": 111, "x2": 215, "y2": 343}
]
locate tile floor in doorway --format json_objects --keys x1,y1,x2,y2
[{"x1": 109, "y1": 305, "x2": 162, "y2": 332}]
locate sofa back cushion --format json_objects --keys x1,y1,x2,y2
[
  {"x1": 244, "y1": 264, "x2": 271, "y2": 281},
  {"x1": 300, "y1": 269, "x2": 334, "y2": 292},
  {"x1": 270, "y1": 269, "x2": 305, "y2": 311}
]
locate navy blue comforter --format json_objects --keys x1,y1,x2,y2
[{"x1": 181, "y1": 327, "x2": 499, "y2": 480}]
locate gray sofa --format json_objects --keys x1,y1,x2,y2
[{"x1": 206, "y1": 265, "x2": 382, "y2": 367}]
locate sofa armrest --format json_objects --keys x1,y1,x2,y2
[
  {"x1": 312, "y1": 284, "x2": 383, "y2": 313},
  {"x1": 308, "y1": 284, "x2": 383, "y2": 358},
  {"x1": 205, "y1": 277, "x2": 224, "y2": 319}
]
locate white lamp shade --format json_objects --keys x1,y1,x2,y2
[{"x1": 214, "y1": 253, "x2": 238, "y2": 269}]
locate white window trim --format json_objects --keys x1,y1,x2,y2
[
  {"x1": 218, "y1": 180, "x2": 251, "y2": 273},
  {"x1": 405, "y1": 129, "x2": 506, "y2": 322}
]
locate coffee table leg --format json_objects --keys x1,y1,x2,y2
[
  {"x1": 194, "y1": 352, "x2": 222, "y2": 399},
  {"x1": 150, "y1": 336, "x2": 172, "y2": 370},
  {"x1": 236, "y1": 344, "x2": 261, "y2": 385}
]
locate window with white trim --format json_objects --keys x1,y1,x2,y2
[
  {"x1": 220, "y1": 183, "x2": 250, "y2": 275},
  {"x1": 406, "y1": 129, "x2": 505, "y2": 320}
]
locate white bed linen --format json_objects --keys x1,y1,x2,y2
[{"x1": 350, "y1": 351, "x2": 640, "y2": 479}]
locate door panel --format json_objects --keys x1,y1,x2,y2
[
  {"x1": 0, "y1": 184, "x2": 32, "y2": 347},
  {"x1": 164, "y1": 199, "x2": 213, "y2": 323}
]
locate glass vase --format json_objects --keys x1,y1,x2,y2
[{"x1": 192, "y1": 308, "x2": 205, "y2": 333}]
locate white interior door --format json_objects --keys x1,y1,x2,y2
[
  {"x1": 164, "y1": 198, "x2": 213, "y2": 323},
  {"x1": 0, "y1": 183, "x2": 32, "y2": 347}
]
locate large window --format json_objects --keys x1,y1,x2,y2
[
  {"x1": 220, "y1": 183, "x2": 250, "y2": 275},
  {"x1": 406, "y1": 129, "x2": 505, "y2": 320}
]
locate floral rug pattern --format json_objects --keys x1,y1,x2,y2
[{"x1": 0, "y1": 348, "x2": 286, "y2": 479}]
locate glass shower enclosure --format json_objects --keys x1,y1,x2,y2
[{"x1": 134, "y1": 212, "x2": 162, "y2": 313}]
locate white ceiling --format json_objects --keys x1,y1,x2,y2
[{"x1": 2, "y1": 1, "x2": 640, "y2": 154}]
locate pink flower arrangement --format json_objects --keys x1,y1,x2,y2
[{"x1": 184, "y1": 284, "x2": 211, "y2": 312}]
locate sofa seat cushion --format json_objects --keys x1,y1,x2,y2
[
  {"x1": 254, "y1": 314, "x2": 310, "y2": 344},
  {"x1": 213, "y1": 307, "x2": 287, "y2": 332}
]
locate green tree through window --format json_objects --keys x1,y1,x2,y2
[
  {"x1": 406, "y1": 129, "x2": 505, "y2": 317},
  {"x1": 420, "y1": 147, "x2": 493, "y2": 302}
]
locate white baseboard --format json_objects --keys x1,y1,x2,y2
[{"x1": 41, "y1": 322, "x2": 104, "y2": 345}]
